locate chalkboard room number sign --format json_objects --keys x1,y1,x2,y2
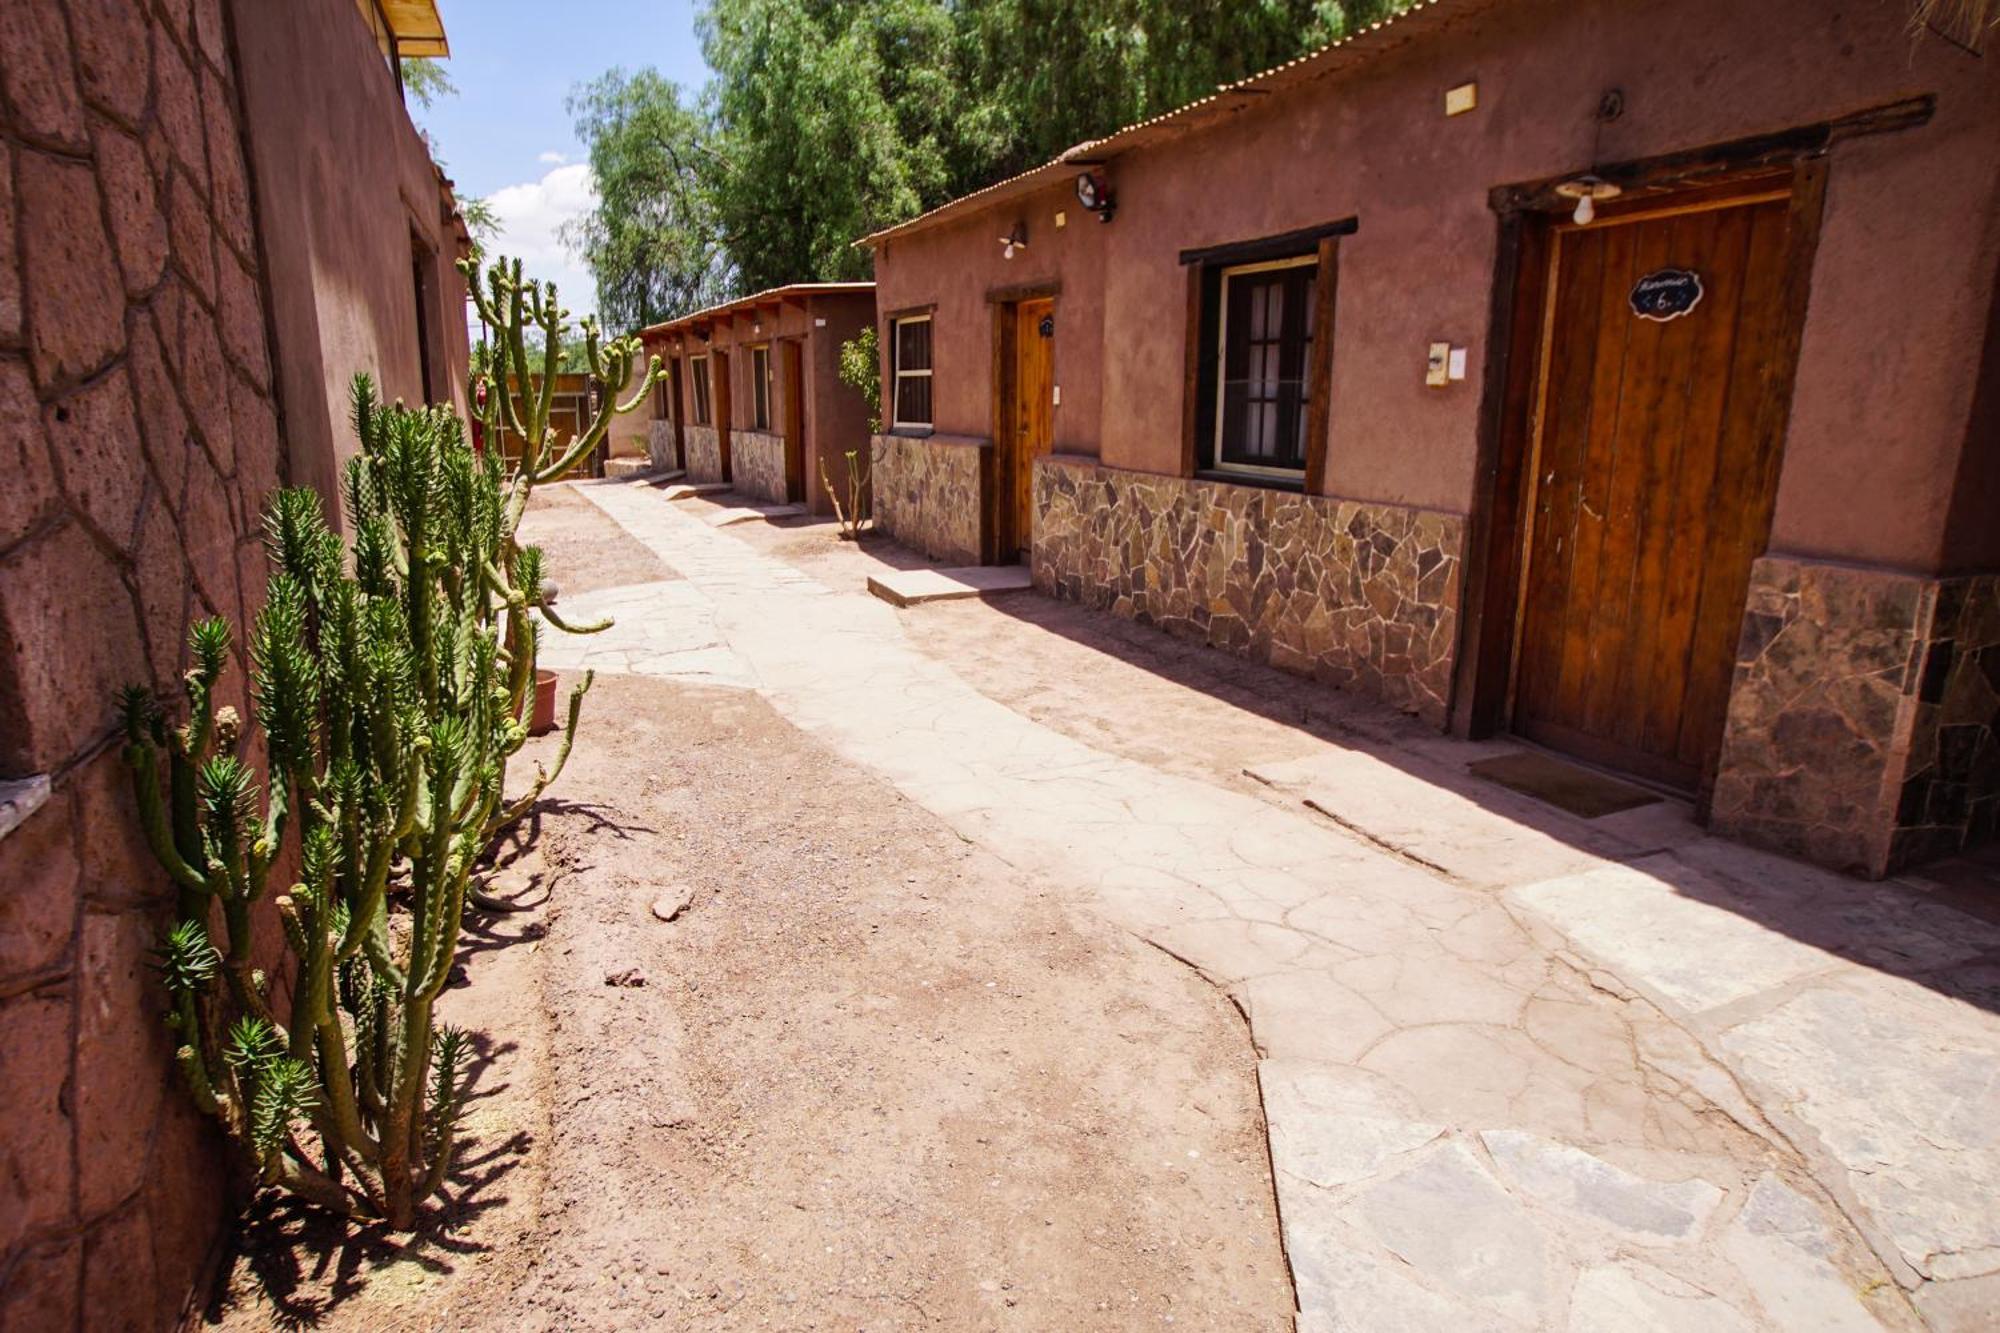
[{"x1": 1630, "y1": 268, "x2": 1703, "y2": 322}]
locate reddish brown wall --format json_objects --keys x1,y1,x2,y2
[
  {"x1": 0, "y1": 0, "x2": 469, "y2": 1327},
  {"x1": 228, "y1": 0, "x2": 471, "y2": 522},
  {"x1": 870, "y1": 0, "x2": 2000, "y2": 575},
  {"x1": 639, "y1": 289, "x2": 880, "y2": 516},
  {"x1": 0, "y1": 1, "x2": 280, "y2": 1327}
]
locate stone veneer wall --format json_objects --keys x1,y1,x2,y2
[
  {"x1": 646, "y1": 418, "x2": 677, "y2": 472},
  {"x1": 1710, "y1": 556, "x2": 2000, "y2": 876},
  {"x1": 683, "y1": 423, "x2": 725, "y2": 484},
  {"x1": 870, "y1": 432, "x2": 986, "y2": 565},
  {"x1": 731, "y1": 429, "x2": 788, "y2": 504},
  {"x1": 0, "y1": 0, "x2": 289, "y2": 1326},
  {"x1": 1033, "y1": 457, "x2": 1464, "y2": 726}
]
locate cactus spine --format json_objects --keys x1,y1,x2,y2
[{"x1": 122, "y1": 254, "x2": 659, "y2": 1227}]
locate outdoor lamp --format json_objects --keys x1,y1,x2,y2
[
  {"x1": 1074, "y1": 169, "x2": 1116, "y2": 222},
  {"x1": 1556, "y1": 174, "x2": 1620, "y2": 225}
]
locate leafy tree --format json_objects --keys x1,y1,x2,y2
[
  {"x1": 699, "y1": 0, "x2": 922, "y2": 290},
  {"x1": 565, "y1": 69, "x2": 734, "y2": 330},
  {"x1": 399, "y1": 56, "x2": 456, "y2": 110}
]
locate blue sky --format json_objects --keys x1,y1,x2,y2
[{"x1": 415, "y1": 0, "x2": 713, "y2": 324}]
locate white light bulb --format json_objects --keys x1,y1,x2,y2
[{"x1": 1574, "y1": 193, "x2": 1595, "y2": 226}]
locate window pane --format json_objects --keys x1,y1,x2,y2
[
  {"x1": 1213, "y1": 260, "x2": 1318, "y2": 474},
  {"x1": 897, "y1": 319, "x2": 932, "y2": 372},
  {"x1": 896, "y1": 373, "x2": 932, "y2": 427}
]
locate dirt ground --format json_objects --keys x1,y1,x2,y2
[{"x1": 205, "y1": 497, "x2": 1294, "y2": 1330}]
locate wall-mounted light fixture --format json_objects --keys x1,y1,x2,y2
[
  {"x1": 1555, "y1": 174, "x2": 1621, "y2": 225},
  {"x1": 1000, "y1": 220, "x2": 1028, "y2": 260},
  {"x1": 1074, "y1": 169, "x2": 1115, "y2": 222}
]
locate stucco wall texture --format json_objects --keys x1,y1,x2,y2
[
  {"x1": 868, "y1": 0, "x2": 1999, "y2": 577},
  {"x1": 0, "y1": 0, "x2": 470, "y2": 1326}
]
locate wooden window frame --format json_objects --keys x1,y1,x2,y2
[
  {"x1": 689, "y1": 353, "x2": 711, "y2": 425},
  {"x1": 749, "y1": 343, "x2": 772, "y2": 431},
  {"x1": 890, "y1": 314, "x2": 934, "y2": 431},
  {"x1": 1185, "y1": 234, "x2": 1341, "y2": 491}
]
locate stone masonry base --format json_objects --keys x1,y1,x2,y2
[
  {"x1": 683, "y1": 423, "x2": 725, "y2": 484},
  {"x1": 1033, "y1": 457, "x2": 1463, "y2": 727},
  {"x1": 1710, "y1": 555, "x2": 1999, "y2": 877},
  {"x1": 731, "y1": 430, "x2": 789, "y2": 504},
  {"x1": 870, "y1": 433, "x2": 987, "y2": 565}
]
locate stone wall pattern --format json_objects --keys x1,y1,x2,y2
[
  {"x1": 646, "y1": 418, "x2": 677, "y2": 472},
  {"x1": 730, "y1": 429, "x2": 788, "y2": 504},
  {"x1": 1709, "y1": 557, "x2": 1999, "y2": 876},
  {"x1": 1033, "y1": 458, "x2": 1464, "y2": 726},
  {"x1": 0, "y1": 0, "x2": 289, "y2": 1326},
  {"x1": 870, "y1": 432, "x2": 985, "y2": 566},
  {"x1": 683, "y1": 422, "x2": 725, "y2": 484}
]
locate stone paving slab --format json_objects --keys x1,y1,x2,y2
[
  {"x1": 532, "y1": 580, "x2": 757, "y2": 690},
  {"x1": 572, "y1": 481, "x2": 2000, "y2": 1330},
  {"x1": 866, "y1": 564, "x2": 1035, "y2": 607}
]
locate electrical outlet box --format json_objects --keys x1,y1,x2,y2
[
  {"x1": 1426, "y1": 342, "x2": 1451, "y2": 387},
  {"x1": 1055, "y1": 210, "x2": 1067, "y2": 229},
  {"x1": 1448, "y1": 347, "x2": 1468, "y2": 381},
  {"x1": 1445, "y1": 82, "x2": 1477, "y2": 116}
]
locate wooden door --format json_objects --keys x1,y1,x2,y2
[
  {"x1": 1512, "y1": 191, "x2": 1794, "y2": 791},
  {"x1": 712, "y1": 349, "x2": 732, "y2": 482},
  {"x1": 1009, "y1": 297, "x2": 1055, "y2": 559},
  {"x1": 781, "y1": 340, "x2": 806, "y2": 502}
]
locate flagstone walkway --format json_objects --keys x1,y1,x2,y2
[{"x1": 542, "y1": 480, "x2": 2000, "y2": 1332}]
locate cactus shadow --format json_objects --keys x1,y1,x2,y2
[{"x1": 201, "y1": 1030, "x2": 530, "y2": 1327}]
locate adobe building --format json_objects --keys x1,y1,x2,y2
[
  {"x1": 859, "y1": 0, "x2": 2000, "y2": 879},
  {"x1": 640, "y1": 283, "x2": 877, "y2": 514},
  {"x1": 0, "y1": 0, "x2": 471, "y2": 1325}
]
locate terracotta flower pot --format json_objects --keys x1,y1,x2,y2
[{"x1": 528, "y1": 669, "x2": 558, "y2": 736}]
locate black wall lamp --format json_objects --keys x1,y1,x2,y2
[{"x1": 1074, "y1": 169, "x2": 1116, "y2": 222}]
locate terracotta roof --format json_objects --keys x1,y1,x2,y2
[
  {"x1": 637, "y1": 282, "x2": 876, "y2": 340},
  {"x1": 855, "y1": 0, "x2": 1501, "y2": 248}
]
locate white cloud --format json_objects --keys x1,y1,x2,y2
[
  {"x1": 537, "y1": 149, "x2": 568, "y2": 164},
  {"x1": 479, "y1": 163, "x2": 599, "y2": 328}
]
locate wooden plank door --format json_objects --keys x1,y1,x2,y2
[
  {"x1": 1512, "y1": 192, "x2": 1794, "y2": 791},
  {"x1": 781, "y1": 339, "x2": 806, "y2": 502},
  {"x1": 1010, "y1": 297, "x2": 1055, "y2": 559}
]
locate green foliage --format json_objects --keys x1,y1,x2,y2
[
  {"x1": 566, "y1": 69, "x2": 733, "y2": 330},
  {"x1": 399, "y1": 57, "x2": 457, "y2": 110},
  {"x1": 121, "y1": 252, "x2": 660, "y2": 1226},
  {"x1": 566, "y1": 2, "x2": 1407, "y2": 306},
  {"x1": 837, "y1": 326, "x2": 882, "y2": 434}
]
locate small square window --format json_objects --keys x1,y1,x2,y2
[{"x1": 891, "y1": 316, "x2": 933, "y2": 430}]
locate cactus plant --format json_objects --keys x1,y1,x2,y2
[{"x1": 120, "y1": 254, "x2": 660, "y2": 1226}]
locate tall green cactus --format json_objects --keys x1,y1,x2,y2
[{"x1": 120, "y1": 254, "x2": 659, "y2": 1226}]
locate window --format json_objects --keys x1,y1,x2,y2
[
  {"x1": 1210, "y1": 256, "x2": 1317, "y2": 478},
  {"x1": 750, "y1": 344, "x2": 771, "y2": 430},
  {"x1": 689, "y1": 355, "x2": 711, "y2": 424},
  {"x1": 891, "y1": 315, "x2": 933, "y2": 429}
]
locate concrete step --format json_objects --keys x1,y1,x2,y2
[
  {"x1": 603, "y1": 456, "x2": 656, "y2": 479},
  {"x1": 708, "y1": 503, "x2": 807, "y2": 527},
  {"x1": 866, "y1": 565, "x2": 1034, "y2": 608},
  {"x1": 658, "y1": 481, "x2": 729, "y2": 501}
]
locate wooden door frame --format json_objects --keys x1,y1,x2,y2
[
  {"x1": 780, "y1": 337, "x2": 806, "y2": 503},
  {"x1": 1456, "y1": 97, "x2": 1932, "y2": 746},
  {"x1": 711, "y1": 347, "x2": 733, "y2": 483},
  {"x1": 988, "y1": 284, "x2": 1059, "y2": 564},
  {"x1": 1458, "y1": 167, "x2": 1828, "y2": 794}
]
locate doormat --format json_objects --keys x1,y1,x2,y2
[{"x1": 1467, "y1": 751, "x2": 1661, "y2": 820}]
